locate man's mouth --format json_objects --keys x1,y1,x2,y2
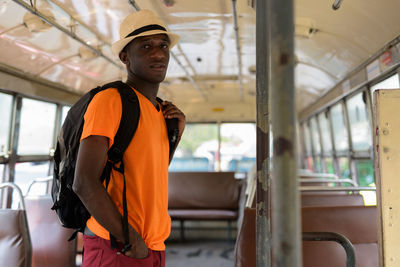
[{"x1": 150, "y1": 63, "x2": 166, "y2": 71}]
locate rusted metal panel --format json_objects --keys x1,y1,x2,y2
[
  {"x1": 374, "y1": 89, "x2": 400, "y2": 267},
  {"x1": 256, "y1": 0, "x2": 271, "y2": 266}
]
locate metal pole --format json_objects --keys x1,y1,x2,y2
[
  {"x1": 231, "y1": 0, "x2": 244, "y2": 101},
  {"x1": 269, "y1": 0, "x2": 302, "y2": 266},
  {"x1": 256, "y1": 0, "x2": 271, "y2": 266}
]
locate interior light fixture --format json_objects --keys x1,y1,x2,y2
[
  {"x1": 23, "y1": 9, "x2": 54, "y2": 33},
  {"x1": 78, "y1": 45, "x2": 99, "y2": 60},
  {"x1": 0, "y1": 0, "x2": 11, "y2": 15}
]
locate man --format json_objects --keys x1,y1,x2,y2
[{"x1": 73, "y1": 9, "x2": 185, "y2": 267}]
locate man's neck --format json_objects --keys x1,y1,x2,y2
[{"x1": 126, "y1": 78, "x2": 159, "y2": 106}]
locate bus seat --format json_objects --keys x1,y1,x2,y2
[
  {"x1": 302, "y1": 206, "x2": 378, "y2": 267},
  {"x1": 234, "y1": 206, "x2": 378, "y2": 267},
  {"x1": 0, "y1": 183, "x2": 32, "y2": 267},
  {"x1": 234, "y1": 207, "x2": 256, "y2": 267},
  {"x1": 301, "y1": 193, "x2": 365, "y2": 207},
  {"x1": 24, "y1": 195, "x2": 76, "y2": 267}
]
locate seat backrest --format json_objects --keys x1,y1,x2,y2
[
  {"x1": 0, "y1": 183, "x2": 32, "y2": 267},
  {"x1": 302, "y1": 206, "x2": 378, "y2": 267},
  {"x1": 25, "y1": 195, "x2": 76, "y2": 267},
  {"x1": 234, "y1": 207, "x2": 256, "y2": 267},
  {"x1": 234, "y1": 206, "x2": 378, "y2": 267},
  {"x1": 301, "y1": 193, "x2": 365, "y2": 207},
  {"x1": 168, "y1": 172, "x2": 239, "y2": 209}
]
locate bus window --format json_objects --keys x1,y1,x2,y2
[
  {"x1": 14, "y1": 162, "x2": 49, "y2": 194},
  {"x1": 303, "y1": 122, "x2": 312, "y2": 155},
  {"x1": 169, "y1": 157, "x2": 210, "y2": 172},
  {"x1": 171, "y1": 123, "x2": 218, "y2": 171},
  {"x1": 302, "y1": 123, "x2": 313, "y2": 171},
  {"x1": 227, "y1": 157, "x2": 256, "y2": 174},
  {"x1": 220, "y1": 123, "x2": 256, "y2": 173},
  {"x1": 356, "y1": 159, "x2": 374, "y2": 186},
  {"x1": 17, "y1": 98, "x2": 57, "y2": 155},
  {"x1": 317, "y1": 112, "x2": 333, "y2": 155},
  {"x1": 309, "y1": 117, "x2": 321, "y2": 154},
  {"x1": 324, "y1": 158, "x2": 335, "y2": 174},
  {"x1": 370, "y1": 73, "x2": 400, "y2": 100},
  {"x1": 13, "y1": 161, "x2": 49, "y2": 207},
  {"x1": 61, "y1": 106, "x2": 70, "y2": 125},
  {"x1": 0, "y1": 92, "x2": 13, "y2": 157},
  {"x1": 330, "y1": 103, "x2": 349, "y2": 152},
  {"x1": 0, "y1": 164, "x2": 4, "y2": 180},
  {"x1": 338, "y1": 157, "x2": 350, "y2": 179},
  {"x1": 346, "y1": 92, "x2": 371, "y2": 151},
  {"x1": 356, "y1": 159, "x2": 376, "y2": 205},
  {"x1": 313, "y1": 156, "x2": 322, "y2": 173}
]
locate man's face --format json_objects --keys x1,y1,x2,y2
[{"x1": 122, "y1": 33, "x2": 170, "y2": 84}]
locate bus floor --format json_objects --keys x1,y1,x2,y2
[
  {"x1": 165, "y1": 239, "x2": 234, "y2": 267},
  {"x1": 165, "y1": 221, "x2": 236, "y2": 267}
]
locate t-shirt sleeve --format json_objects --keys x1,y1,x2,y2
[{"x1": 80, "y1": 88, "x2": 122, "y2": 147}]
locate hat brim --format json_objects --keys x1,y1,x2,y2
[{"x1": 112, "y1": 30, "x2": 180, "y2": 56}]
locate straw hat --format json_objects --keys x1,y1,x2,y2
[{"x1": 112, "y1": 9, "x2": 180, "y2": 56}]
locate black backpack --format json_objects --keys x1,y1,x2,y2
[{"x1": 51, "y1": 81, "x2": 179, "y2": 249}]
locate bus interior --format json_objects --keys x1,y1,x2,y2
[{"x1": 1, "y1": 0, "x2": 400, "y2": 266}]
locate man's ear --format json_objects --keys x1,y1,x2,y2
[{"x1": 119, "y1": 50, "x2": 129, "y2": 65}]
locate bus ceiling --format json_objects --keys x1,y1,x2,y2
[{"x1": 0, "y1": 0, "x2": 399, "y2": 121}]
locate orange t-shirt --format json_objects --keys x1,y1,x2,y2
[{"x1": 80, "y1": 87, "x2": 170, "y2": 251}]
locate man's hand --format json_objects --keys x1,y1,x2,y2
[
  {"x1": 123, "y1": 225, "x2": 149, "y2": 259},
  {"x1": 161, "y1": 101, "x2": 186, "y2": 137}
]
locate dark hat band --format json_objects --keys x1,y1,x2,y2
[{"x1": 125, "y1": 24, "x2": 167, "y2": 38}]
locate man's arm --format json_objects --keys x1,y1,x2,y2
[{"x1": 73, "y1": 135, "x2": 148, "y2": 258}]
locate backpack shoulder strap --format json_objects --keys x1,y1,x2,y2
[
  {"x1": 102, "y1": 81, "x2": 140, "y2": 163},
  {"x1": 156, "y1": 97, "x2": 180, "y2": 162},
  {"x1": 98, "y1": 81, "x2": 139, "y2": 253}
]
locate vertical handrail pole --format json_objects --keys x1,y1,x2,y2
[
  {"x1": 270, "y1": 0, "x2": 302, "y2": 266},
  {"x1": 256, "y1": 0, "x2": 271, "y2": 266}
]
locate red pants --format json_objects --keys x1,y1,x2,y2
[{"x1": 82, "y1": 235, "x2": 165, "y2": 267}]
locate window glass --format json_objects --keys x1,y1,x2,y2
[
  {"x1": 170, "y1": 123, "x2": 218, "y2": 171},
  {"x1": 305, "y1": 156, "x2": 313, "y2": 171},
  {"x1": 330, "y1": 103, "x2": 349, "y2": 152},
  {"x1": 18, "y1": 98, "x2": 57, "y2": 155},
  {"x1": 324, "y1": 158, "x2": 335, "y2": 174},
  {"x1": 318, "y1": 112, "x2": 332, "y2": 155},
  {"x1": 303, "y1": 123, "x2": 312, "y2": 155},
  {"x1": 371, "y1": 74, "x2": 400, "y2": 101},
  {"x1": 309, "y1": 117, "x2": 321, "y2": 154},
  {"x1": 12, "y1": 161, "x2": 50, "y2": 207},
  {"x1": 61, "y1": 106, "x2": 70, "y2": 125},
  {"x1": 169, "y1": 157, "x2": 211, "y2": 172},
  {"x1": 346, "y1": 93, "x2": 371, "y2": 151},
  {"x1": 0, "y1": 164, "x2": 4, "y2": 182},
  {"x1": 356, "y1": 160, "x2": 374, "y2": 187},
  {"x1": 313, "y1": 156, "x2": 322, "y2": 173},
  {"x1": 220, "y1": 123, "x2": 256, "y2": 173},
  {"x1": 338, "y1": 157, "x2": 350, "y2": 179},
  {"x1": 0, "y1": 93, "x2": 13, "y2": 157}
]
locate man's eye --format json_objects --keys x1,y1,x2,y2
[
  {"x1": 161, "y1": 43, "x2": 169, "y2": 49},
  {"x1": 143, "y1": 44, "x2": 151, "y2": 49}
]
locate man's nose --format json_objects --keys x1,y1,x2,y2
[{"x1": 150, "y1": 47, "x2": 167, "y2": 60}]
